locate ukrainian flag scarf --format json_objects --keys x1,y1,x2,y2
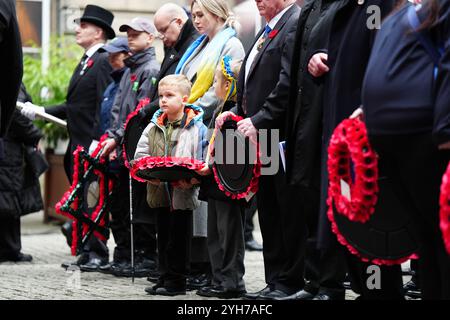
[{"x1": 175, "y1": 27, "x2": 236, "y2": 103}]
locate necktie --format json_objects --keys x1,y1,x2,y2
[{"x1": 257, "y1": 25, "x2": 272, "y2": 51}]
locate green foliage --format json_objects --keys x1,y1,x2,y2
[{"x1": 23, "y1": 36, "x2": 83, "y2": 149}]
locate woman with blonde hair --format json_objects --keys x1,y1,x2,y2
[
  {"x1": 176, "y1": 0, "x2": 245, "y2": 126},
  {"x1": 175, "y1": 0, "x2": 245, "y2": 290}
]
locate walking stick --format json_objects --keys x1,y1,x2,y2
[{"x1": 129, "y1": 174, "x2": 135, "y2": 283}]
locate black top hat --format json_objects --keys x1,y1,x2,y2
[{"x1": 74, "y1": 5, "x2": 116, "y2": 39}]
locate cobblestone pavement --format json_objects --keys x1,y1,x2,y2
[{"x1": 0, "y1": 212, "x2": 415, "y2": 300}]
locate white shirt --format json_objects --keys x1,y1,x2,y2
[
  {"x1": 85, "y1": 42, "x2": 105, "y2": 59},
  {"x1": 244, "y1": 4, "x2": 295, "y2": 83}
]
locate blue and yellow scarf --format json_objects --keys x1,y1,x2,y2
[{"x1": 175, "y1": 27, "x2": 236, "y2": 103}]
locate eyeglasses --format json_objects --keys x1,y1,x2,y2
[{"x1": 156, "y1": 18, "x2": 177, "y2": 40}]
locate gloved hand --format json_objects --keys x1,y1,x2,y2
[{"x1": 20, "y1": 102, "x2": 45, "y2": 120}]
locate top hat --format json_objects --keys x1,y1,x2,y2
[{"x1": 74, "y1": 5, "x2": 116, "y2": 39}]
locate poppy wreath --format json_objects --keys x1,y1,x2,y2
[
  {"x1": 327, "y1": 118, "x2": 379, "y2": 223},
  {"x1": 439, "y1": 162, "x2": 450, "y2": 254},
  {"x1": 55, "y1": 134, "x2": 113, "y2": 256},
  {"x1": 122, "y1": 97, "x2": 151, "y2": 169},
  {"x1": 210, "y1": 113, "x2": 261, "y2": 200},
  {"x1": 130, "y1": 156, "x2": 205, "y2": 183}
]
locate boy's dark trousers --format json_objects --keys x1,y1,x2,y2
[{"x1": 156, "y1": 207, "x2": 192, "y2": 290}]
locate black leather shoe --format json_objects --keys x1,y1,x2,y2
[
  {"x1": 261, "y1": 289, "x2": 290, "y2": 300},
  {"x1": 276, "y1": 289, "x2": 316, "y2": 301},
  {"x1": 196, "y1": 286, "x2": 246, "y2": 299},
  {"x1": 79, "y1": 257, "x2": 108, "y2": 272},
  {"x1": 244, "y1": 285, "x2": 272, "y2": 299},
  {"x1": 61, "y1": 221, "x2": 73, "y2": 248},
  {"x1": 245, "y1": 239, "x2": 263, "y2": 251},
  {"x1": 312, "y1": 293, "x2": 333, "y2": 300},
  {"x1": 187, "y1": 273, "x2": 210, "y2": 290},
  {"x1": 61, "y1": 253, "x2": 89, "y2": 269},
  {"x1": 0, "y1": 252, "x2": 33, "y2": 263},
  {"x1": 146, "y1": 286, "x2": 186, "y2": 296}
]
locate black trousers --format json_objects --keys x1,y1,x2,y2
[
  {"x1": 0, "y1": 216, "x2": 21, "y2": 258},
  {"x1": 207, "y1": 199, "x2": 246, "y2": 291},
  {"x1": 156, "y1": 208, "x2": 192, "y2": 289},
  {"x1": 257, "y1": 169, "x2": 309, "y2": 294},
  {"x1": 109, "y1": 166, "x2": 131, "y2": 262},
  {"x1": 244, "y1": 197, "x2": 258, "y2": 242},
  {"x1": 370, "y1": 133, "x2": 450, "y2": 299},
  {"x1": 346, "y1": 252, "x2": 404, "y2": 300}
]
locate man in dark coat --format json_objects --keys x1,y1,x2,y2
[
  {"x1": 222, "y1": 0, "x2": 303, "y2": 299},
  {"x1": 282, "y1": 0, "x2": 398, "y2": 299},
  {"x1": 0, "y1": 84, "x2": 43, "y2": 263},
  {"x1": 0, "y1": 0, "x2": 23, "y2": 160},
  {"x1": 139, "y1": 3, "x2": 199, "y2": 118},
  {"x1": 21, "y1": 5, "x2": 115, "y2": 180},
  {"x1": 21, "y1": 4, "x2": 116, "y2": 268}
]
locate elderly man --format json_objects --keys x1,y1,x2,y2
[
  {"x1": 139, "y1": 3, "x2": 199, "y2": 118},
  {"x1": 219, "y1": 0, "x2": 302, "y2": 299},
  {"x1": 0, "y1": 0, "x2": 22, "y2": 159},
  {"x1": 21, "y1": 4, "x2": 115, "y2": 269}
]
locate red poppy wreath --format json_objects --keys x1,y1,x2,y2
[
  {"x1": 327, "y1": 118, "x2": 379, "y2": 223},
  {"x1": 439, "y1": 162, "x2": 450, "y2": 254}
]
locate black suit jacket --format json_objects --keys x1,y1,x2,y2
[
  {"x1": 236, "y1": 4, "x2": 301, "y2": 140},
  {"x1": 0, "y1": 0, "x2": 23, "y2": 137},
  {"x1": 47, "y1": 50, "x2": 112, "y2": 151},
  {"x1": 144, "y1": 19, "x2": 199, "y2": 116}
]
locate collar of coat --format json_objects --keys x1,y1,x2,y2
[
  {"x1": 173, "y1": 19, "x2": 199, "y2": 52},
  {"x1": 124, "y1": 47, "x2": 156, "y2": 68},
  {"x1": 152, "y1": 104, "x2": 204, "y2": 129}
]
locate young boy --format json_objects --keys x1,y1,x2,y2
[
  {"x1": 134, "y1": 74, "x2": 207, "y2": 296},
  {"x1": 100, "y1": 17, "x2": 160, "y2": 277}
]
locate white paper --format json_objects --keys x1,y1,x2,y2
[{"x1": 340, "y1": 179, "x2": 351, "y2": 201}]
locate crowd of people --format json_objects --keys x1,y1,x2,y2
[{"x1": 1, "y1": 0, "x2": 449, "y2": 300}]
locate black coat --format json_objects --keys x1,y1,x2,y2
[
  {"x1": 144, "y1": 19, "x2": 199, "y2": 117},
  {"x1": 0, "y1": 0, "x2": 23, "y2": 138},
  {"x1": 284, "y1": 0, "x2": 346, "y2": 188},
  {"x1": 236, "y1": 4, "x2": 301, "y2": 141},
  {"x1": 317, "y1": 0, "x2": 396, "y2": 247},
  {"x1": 0, "y1": 109, "x2": 43, "y2": 218},
  {"x1": 46, "y1": 49, "x2": 112, "y2": 179}
]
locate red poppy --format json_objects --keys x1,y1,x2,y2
[
  {"x1": 86, "y1": 59, "x2": 94, "y2": 68},
  {"x1": 130, "y1": 74, "x2": 137, "y2": 83},
  {"x1": 268, "y1": 30, "x2": 279, "y2": 39}
]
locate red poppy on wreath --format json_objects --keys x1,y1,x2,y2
[
  {"x1": 86, "y1": 59, "x2": 94, "y2": 68},
  {"x1": 130, "y1": 74, "x2": 137, "y2": 83},
  {"x1": 327, "y1": 118, "x2": 379, "y2": 223},
  {"x1": 439, "y1": 162, "x2": 450, "y2": 254},
  {"x1": 268, "y1": 30, "x2": 279, "y2": 39}
]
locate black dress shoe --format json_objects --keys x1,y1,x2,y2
[
  {"x1": 197, "y1": 286, "x2": 246, "y2": 299},
  {"x1": 245, "y1": 239, "x2": 263, "y2": 251},
  {"x1": 61, "y1": 253, "x2": 89, "y2": 269},
  {"x1": 244, "y1": 285, "x2": 272, "y2": 299},
  {"x1": 79, "y1": 257, "x2": 108, "y2": 272},
  {"x1": 261, "y1": 289, "x2": 290, "y2": 300},
  {"x1": 187, "y1": 273, "x2": 210, "y2": 290},
  {"x1": 312, "y1": 293, "x2": 333, "y2": 300},
  {"x1": 0, "y1": 252, "x2": 33, "y2": 263},
  {"x1": 146, "y1": 286, "x2": 186, "y2": 296},
  {"x1": 276, "y1": 289, "x2": 316, "y2": 301}
]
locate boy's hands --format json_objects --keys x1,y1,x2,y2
[
  {"x1": 175, "y1": 178, "x2": 201, "y2": 189},
  {"x1": 196, "y1": 163, "x2": 212, "y2": 176}
]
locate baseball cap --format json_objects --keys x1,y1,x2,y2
[
  {"x1": 119, "y1": 17, "x2": 156, "y2": 34},
  {"x1": 100, "y1": 36, "x2": 130, "y2": 53}
]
